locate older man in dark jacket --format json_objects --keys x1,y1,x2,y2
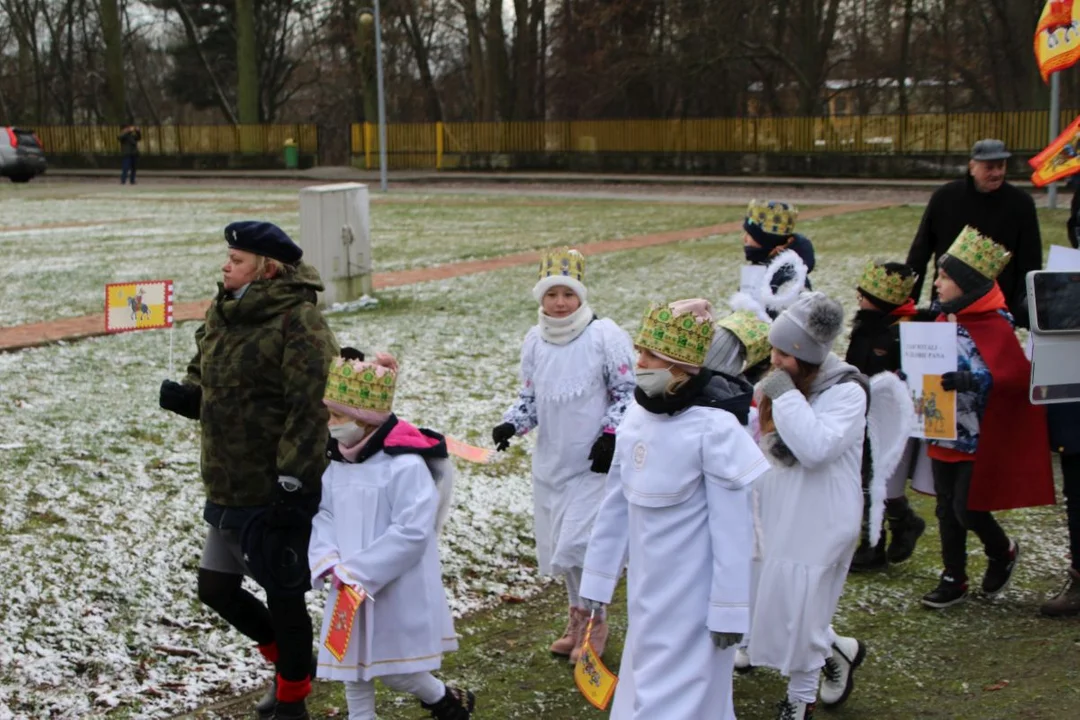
[
  {"x1": 160, "y1": 221, "x2": 337, "y2": 720},
  {"x1": 906, "y1": 139, "x2": 1043, "y2": 328}
]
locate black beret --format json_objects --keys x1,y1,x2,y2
[{"x1": 224, "y1": 221, "x2": 303, "y2": 265}]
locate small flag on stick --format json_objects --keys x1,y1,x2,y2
[
  {"x1": 446, "y1": 437, "x2": 494, "y2": 464},
  {"x1": 105, "y1": 280, "x2": 174, "y2": 333},
  {"x1": 574, "y1": 611, "x2": 618, "y2": 710},
  {"x1": 324, "y1": 584, "x2": 366, "y2": 661}
]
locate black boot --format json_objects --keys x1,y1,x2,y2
[
  {"x1": 850, "y1": 537, "x2": 888, "y2": 572},
  {"x1": 885, "y1": 497, "x2": 926, "y2": 564},
  {"x1": 257, "y1": 654, "x2": 318, "y2": 720},
  {"x1": 421, "y1": 686, "x2": 476, "y2": 719},
  {"x1": 271, "y1": 699, "x2": 309, "y2": 720}
]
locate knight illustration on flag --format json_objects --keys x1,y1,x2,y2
[
  {"x1": 1036, "y1": 0, "x2": 1080, "y2": 81},
  {"x1": 105, "y1": 279, "x2": 174, "y2": 333}
]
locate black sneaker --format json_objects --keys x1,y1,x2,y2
[
  {"x1": 886, "y1": 511, "x2": 926, "y2": 564},
  {"x1": 850, "y1": 538, "x2": 888, "y2": 573},
  {"x1": 921, "y1": 572, "x2": 969, "y2": 609},
  {"x1": 421, "y1": 686, "x2": 475, "y2": 719},
  {"x1": 983, "y1": 540, "x2": 1019, "y2": 596}
]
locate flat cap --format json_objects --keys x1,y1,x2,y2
[{"x1": 971, "y1": 139, "x2": 1011, "y2": 162}]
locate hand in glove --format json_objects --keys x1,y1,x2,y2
[
  {"x1": 588, "y1": 432, "x2": 616, "y2": 474},
  {"x1": 159, "y1": 380, "x2": 201, "y2": 420},
  {"x1": 711, "y1": 631, "x2": 743, "y2": 650},
  {"x1": 265, "y1": 476, "x2": 317, "y2": 525},
  {"x1": 492, "y1": 422, "x2": 516, "y2": 452},
  {"x1": 940, "y1": 371, "x2": 976, "y2": 393},
  {"x1": 582, "y1": 598, "x2": 606, "y2": 613},
  {"x1": 758, "y1": 370, "x2": 797, "y2": 400}
]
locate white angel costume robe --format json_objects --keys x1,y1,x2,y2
[
  {"x1": 503, "y1": 319, "x2": 635, "y2": 576},
  {"x1": 580, "y1": 403, "x2": 769, "y2": 719},
  {"x1": 748, "y1": 376, "x2": 866, "y2": 676},
  {"x1": 309, "y1": 453, "x2": 457, "y2": 681}
]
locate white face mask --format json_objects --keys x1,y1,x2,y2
[
  {"x1": 328, "y1": 422, "x2": 368, "y2": 446},
  {"x1": 635, "y1": 368, "x2": 674, "y2": 397}
]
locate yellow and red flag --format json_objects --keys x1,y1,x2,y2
[
  {"x1": 1029, "y1": 114, "x2": 1080, "y2": 186},
  {"x1": 324, "y1": 584, "x2": 366, "y2": 661},
  {"x1": 1035, "y1": 0, "x2": 1080, "y2": 81},
  {"x1": 104, "y1": 280, "x2": 174, "y2": 333},
  {"x1": 573, "y1": 615, "x2": 618, "y2": 710}
]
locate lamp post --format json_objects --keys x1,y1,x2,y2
[{"x1": 359, "y1": 6, "x2": 388, "y2": 192}]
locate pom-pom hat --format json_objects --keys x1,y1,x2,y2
[{"x1": 768, "y1": 291, "x2": 845, "y2": 365}]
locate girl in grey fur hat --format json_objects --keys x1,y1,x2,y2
[{"x1": 747, "y1": 292, "x2": 868, "y2": 720}]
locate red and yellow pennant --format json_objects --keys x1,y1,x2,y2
[
  {"x1": 324, "y1": 584, "x2": 366, "y2": 661},
  {"x1": 1029, "y1": 114, "x2": 1080, "y2": 186},
  {"x1": 1035, "y1": 0, "x2": 1080, "y2": 81},
  {"x1": 573, "y1": 615, "x2": 618, "y2": 710},
  {"x1": 104, "y1": 279, "x2": 174, "y2": 333}
]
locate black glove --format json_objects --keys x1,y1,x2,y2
[
  {"x1": 588, "y1": 432, "x2": 616, "y2": 474},
  {"x1": 492, "y1": 422, "x2": 516, "y2": 452},
  {"x1": 159, "y1": 380, "x2": 201, "y2": 420},
  {"x1": 940, "y1": 371, "x2": 976, "y2": 392}
]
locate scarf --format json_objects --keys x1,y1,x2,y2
[{"x1": 539, "y1": 303, "x2": 594, "y2": 345}]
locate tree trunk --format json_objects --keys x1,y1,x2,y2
[
  {"x1": 357, "y1": 9, "x2": 378, "y2": 124},
  {"x1": 399, "y1": 0, "x2": 443, "y2": 121},
  {"x1": 173, "y1": 0, "x2": 239, "y2": 124},
  {"x1": 100, "y1": 0, "x2": 125, "y2": 124},
  {"x1": 235, "y1": 0, "x2": 260, "y2": 123},
  {"x1": 459, "y1": 0, "x2": 488, "y2": 120},
  {"x1": 486, "y1": 0, "x2": 512, "y2": 120}
]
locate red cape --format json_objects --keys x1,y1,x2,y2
[{"x1": 941, "y1": 287, "x2": 1055, "y2": 511}]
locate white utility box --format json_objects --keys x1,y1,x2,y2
[{"x1": 298, "y1": 182, "x2": 374, "y2": 306}]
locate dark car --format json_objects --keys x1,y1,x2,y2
[{"x1": 0, "y1": 127, "x2": 47, "y2": 182}]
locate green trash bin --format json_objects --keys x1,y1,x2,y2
[{"x1": 283, "y1": 138, "x2": 299, "y2": 169}]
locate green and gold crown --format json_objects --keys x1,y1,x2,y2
[
  {"x1": 944, "y1": 226, "x2": 1012, "y2": 280},
  {"x1": 537, "y1": 246, "x2": 585, "y2": 284},
  {"x1": 324, "y1": 358, "x2": 396, "y2": 413},
  {"x1": 635, "y1": 302, "x2": 714, "y2": 367},
  {"x1": 746, "y1": 199, "x2": 798, "y2": 236},
  {"x1": 857, "y1": 261, "x2": 918, "y2": 307},
  {"x1": 717, "y1": 311, "x2": 772, "y2": 369}
]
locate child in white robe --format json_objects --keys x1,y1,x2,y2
[
  {"x1": 580, "y1": 299, "x2": 768, "y2": 720},
  {"x1": 492, "y1": 247, "x2": 635, "y2": 662},
  {"x1": 749, "y1": 293, "x2": 867, "y2": 720},
  {"x1": 310, "y1": 349, "x2": 474, "y2": 720}
]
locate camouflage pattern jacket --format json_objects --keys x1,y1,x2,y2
[{"x1": 184, "y1": 263, "x2": 338, "y2": 507}]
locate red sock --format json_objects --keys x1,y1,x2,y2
[
  {"x1": 257, "y1": 642, "x2": 279, "y2": 664},
  {"x1": 276, "y1": 674, "x2": 312, "y2": 703}
]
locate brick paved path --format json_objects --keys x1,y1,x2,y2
[{"x1": 0, "y1": 201, "x2": 890, "y2": 352}]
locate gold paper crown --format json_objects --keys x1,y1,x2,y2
[
  {"x1": 945, "y1": 226, "x2": 1012, "y2": 280},
  {"x1": 746, "y1": 199, "x2": 798, "y2": 236},
  {"x1": 537, "y1": 247, "x2": 585, "y2": 284},
  {"x1": 324, "y1": 358, "x2": 396, "y2": 413},
  {"x1": 635, "y1": 302, "x2": 714, "y2": 366},
  {"x1": 857, "y1": 261, "x2": 918, "y2": 307},
  {"x1": 717, "y1": 311, "x2": 772, "y2": 369}
]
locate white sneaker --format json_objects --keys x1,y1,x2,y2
[
  {"x1": 819, "y1": 635, "x2": 865, "y2": 707},
  {"x1": 776, "y1": 697, "x2": 816, "y2": 719},
  {"x1": 734, "y1": 647, "x2": 753, "y2": 673}
]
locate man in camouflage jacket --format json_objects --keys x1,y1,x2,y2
[{"x1": 160, "y1": 221, "x2": 337, "y2": 720}]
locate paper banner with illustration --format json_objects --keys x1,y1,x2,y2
[
  {"x1": 105, "y1": 280, "x2": 174, "y2": 333},
  {"x1": 324, "y1": 584, "x2": 367, "y2": 662},
  {"x1": 1029, "y1": 114, "x2": 1080, "y2": 187},
  {"x1": 900, "y1": 322, "x2": 958, "y2": 440},
  {"x1": 739, "y1": 265, "x2": 766, "y2": 295},
  {"x1": 446, "y1": 437, "x2": 494, "y2": 465},
  {"x1": 574, "y1": 615, "x2": 618, "y2": 710},
  {"x1": 1035, "y1": 0, "x2": 1080, "y2": 81}
]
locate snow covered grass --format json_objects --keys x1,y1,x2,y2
[
  {"x1": 0, "y1": 187, "x2": 743, "y2": 327},
  {"x1": 2, "y1": 199, "x2": 1077, "y2": 718}
]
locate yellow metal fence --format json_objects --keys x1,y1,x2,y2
[
  {"x1": 34, "y1": 124, "x2": 318, "y2": 155},
  {"x1": 351, "y1": 111, "x2": 1080, "y2": 169}
]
